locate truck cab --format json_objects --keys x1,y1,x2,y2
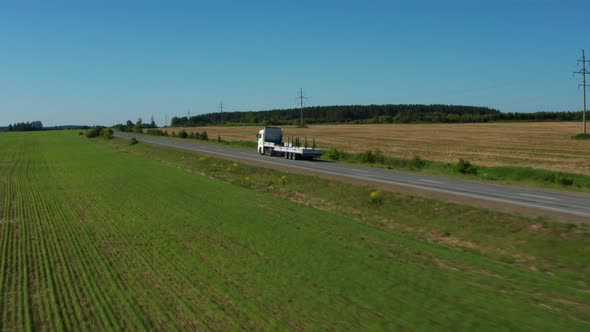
[{"x1": 257, "y1": 127, "x2": 283, "y2": 155}]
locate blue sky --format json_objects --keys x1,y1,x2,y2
[{"x1": 0, "y1": 0, "x2": 588, "y2": 126}]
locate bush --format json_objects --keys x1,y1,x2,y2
[
  {"x1": 278, "y1": 175, "x2": 288, "y2": 185},
  {"x1": 146, "y1": 129, "x2": 164, "y2": 136},
  {"x1": 114, "y1": 124, "x2": 131, "y2": 132},
  {"x1": 326, "y1": 147, "x2": 348, "y2": 161},
  {"x1": 78, "y1": 132, "x2": 84, "y2": 136},
  {"x1": 358, "y1": 150, "x2": 385, "y2": 164},
  {"x1": 178, "y1": 130, "x2": 188, "y2": 139},
  {"x1": 369, "y1": 190, "x2": 383, "y2": 205},
  {"x1": 130, "y1": 138, "x2": 139, "y2": 145},
  {"x1": 456, "y1": 158, "x2": 478, "y2": 174},
  {"x1": 200, "y1": 131, "x2": 208, "y2": 141},
  {"x1": 217, "y1": 135, "x2": 222, "y2": 143},
  {"x1": 571, "y1": 133, "x2": 590, "y2": 140},
  {"x1": 546, "y1": 173, "x2": 574, "y2": 186},
  {"x1": 409, "y1": 155, "x2": 426, "y2": 170},
  {"x1": 85, "y1": 126, "x2": 104, "y2": 138},
  {"x1": 101, "y1": 128, "x2": 114, "y2": 140}
]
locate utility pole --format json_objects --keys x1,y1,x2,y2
[
  {"x1": 299, "y1": 88, "x2": 305, "y2": 126},
  {"x1": 165, "y1": 114, "x2": 168, "y2": 127},
  {"x1": 219, "y1": 102, "x2": 224, "y2": 125},
  {"x1": 574, "y1": 50, "x2": 590, "y2": 134}
]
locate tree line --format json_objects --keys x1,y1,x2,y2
[
  {"x1": 113, "y1": 117, "x2": 158, "y2": 133},
  {"x1": 169, "y1": 104, "x2": 584, "y2": 127},
  {"x1": 7, "y1": 121, "x2": 43, "y2": 131}
]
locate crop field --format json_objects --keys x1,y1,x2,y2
[
  {"x1": 1, "y1": 131, "x2": 589, "y2": 331},
  {"x1": 170, "y1": 122, "x2": 590, "y2": 175}
]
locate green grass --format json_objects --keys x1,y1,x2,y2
[
  {"x1": 319, "y1": 147, "x2": 590, "y2": 193},
  {"x1": 1, "y1": 131, "x2": 589, "y2": 331},
  {"x1": 135, "y1": 131, "x2": 590, "y2": 193},
  {"x1": 572, "y1": 133, "x2": 590, "y2": 140}
]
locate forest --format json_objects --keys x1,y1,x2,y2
[{"x1": 170, "y1": 104, "x2": 583, "y2": 127}]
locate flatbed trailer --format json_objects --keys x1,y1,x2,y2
[{"x1": 257, "y1": 127, "x2": 323, "y2": 160}]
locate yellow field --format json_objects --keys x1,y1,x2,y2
[{"x1": 165, "y1": 122, "x2": 590, "y2": 175}]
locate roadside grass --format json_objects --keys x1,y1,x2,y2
[
  {"x1": 103, "y1": 136, "x2": 590, "y2": 283},
  {"x1": 126, "y1": 131, "x2": 590, "y2": 193},
  {"x1": 1, "y1": 131, "x2": 589, "y2": 330},
  {"x1": 320, "y1": 148, "x2": 590, "y2": 193}
]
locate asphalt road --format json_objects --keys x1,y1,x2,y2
[{"x1": 115, "y1": 132, "x2": 590, "y2": 221}]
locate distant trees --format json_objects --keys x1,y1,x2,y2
[
  {"x1": 168, "y1": 104, "x2": 586, "y2": 127},
  {"x1": 7, "y1": 121, "x2": 43, "y2": 131}
]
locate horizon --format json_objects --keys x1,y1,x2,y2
[{"x1": 1, "y1": 0, "x2": 588, "y2": 127}]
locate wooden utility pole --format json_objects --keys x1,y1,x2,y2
[
  {"x1": 219, "y1": 102, "x2": 224, "y2": 125},
  {"x1": 574, "y1": 50, "x2": 590, "y2": 134}
]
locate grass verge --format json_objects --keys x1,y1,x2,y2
[
  {"x1": 126, "y1": 130, "x2": 590, "y2": 193},
  {"x1": 320, "y1": 147, "x2": 590, "y2": 193}
]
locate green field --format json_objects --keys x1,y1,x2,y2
[{"x1": 1, "y1": 131, "x2": 589, "y2": 331}]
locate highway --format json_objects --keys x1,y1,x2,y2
[{"x1": 114, "y1": 132, "x2": 590, "y2": 221}]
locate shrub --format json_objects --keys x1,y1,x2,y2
[
  {"x1": 369, "y1": 191, "x2": 383, "y2": 205},
  {"x1": 133, "y1": 123, "x2": 142, "y2": 133},
  {"x1": 326, "y1": 147, "x2": 348, "y2": 161},
  {"x1": 409, "y1": 155, "x2": 426, "y2": 170},
  {"x1": 130, "y1": 138, "x2": 139, "y2": 145},
  {"x1": 189, "y1": 132, "x2": 195, "y2": 139},
  {"x1": 78, "y1": 132, "x2": 84, "y2": 136},
  {"x1": 546, "y1": 173, "x2": 574, "y2": 186},
  {"x1": 146, "y1": 129, "x2": 164, "y2": 136},
  {"x1": 358, "y1": 150, "x2": 385, "y2": 164},
  {"x1": 200, "y1": 131, "x2": 208, "y2": 141},
  {"x1": 242, "y1": 176, "x2": 251, "y2": 186},
  {"x1": 278, "y1": 175, "x2": 288, "y2": 185},
  {"x1": 456, "y1": 158, "x2": 478, "y2": 174},
  {"x1": 101, "y1": 128, "x2": 114, "y2": 140},
  {"x1": 571, "y1": 133, "x2": 590, "y2": 140},
  {"x1": 85, "y1": 126, "x2": 104, "y2": 138},
  {"x1": 178, "y1": 130, "x2": 188, "y2": 139},
  {"x1": 217, "y1": 135, "x2": 222, "y2": 143}
]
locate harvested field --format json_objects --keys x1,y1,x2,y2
[{"x1": 168, "y1": 122, "x2": 590, "y2": 175}]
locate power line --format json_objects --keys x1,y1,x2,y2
[{"x1": 574, "y1": 49, "x2": 590, "y2": 134}]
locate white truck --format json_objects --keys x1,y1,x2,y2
[{"x1": 257, "y1": 127, "x2": 323, "y2": 160}]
